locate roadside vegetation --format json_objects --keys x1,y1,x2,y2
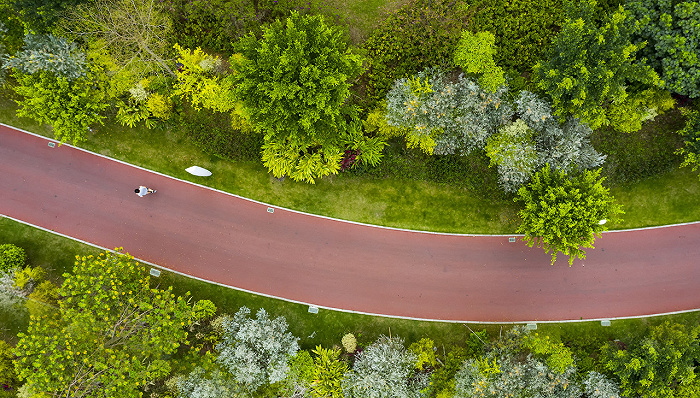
[{"x1": 1, "y1": 0, "x2": 699, "y2": 396}]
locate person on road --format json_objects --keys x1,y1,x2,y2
[{"x1": 135, "y1": 186, "x2": 156, "y2": 197}]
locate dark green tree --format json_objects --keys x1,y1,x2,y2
[
  {"x1": 514, "y1": 166, "x2": 623, "y2": 265},
  {"x1": 231, "y1": 11, "x2": 381, "y2": 183},
  {"x1": 627, "y1": 0, "x2": 700, "y2": 98},
  {"x1": 534, "y1": 0, "x2": 662, "y2": 131},
  {"x1": 14, "y1": 250, "x2": 209, "y2": 398},
  {"x1": 677, "y1": 102, "x2": 700, "y2": 179}
]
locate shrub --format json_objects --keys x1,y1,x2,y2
[
  {"x1": 453, "y1": 30, "x2": 505, "y2": 92},
  {"x1": 428, "y1": 347, "x2": 467, "y2": 398},
  {"x1": 520, "y1": 332, "x2": 574, "y2": 374},
  {"x1": 341, "y1": 333, "x2": 357, "y2": 354},
  {"x1": 311, "y1": 346, "x2": 348, "y2": 398},
  {"x1": 216, "y1": 307, "x2": 299, "y2": 391},
  {"x1": 0, "y1": 244, "x2": 25, "y2": 272},
  {"x1": 466, "y1": 0, "x2": 565, "y2": 76},
  {"x1": 342, "y1": 336, "x2": 426, "y2": 398},
  {"x1": 13, "y1": 265, "x2": 46, "y2": 292},
  {"x1": 409, "y1": 338, "x2": 437, "y2": 371},
  {"x1": 677, "y1": 103, "x2": 700, "y2": 180},
  {"x1": 360, "y1": 0, "x2": 470, "y2": 108}
]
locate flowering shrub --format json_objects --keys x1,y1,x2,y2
[
  {"x1": 341, "y1": 333, "x2": 357, "y2": 353},
  {"x1": 0, "y1": 244, "x2": 25, "y2": 272}
]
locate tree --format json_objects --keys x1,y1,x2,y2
[
  {"x1": 677, "y1": 103, "x2": 700, "y2": 180},
  {"x1": 385, "y1": 67, "x2": 511, "y2": 156},
  {"x1": 534, "y1": 0, "x2": 663, "y2": 131},
  {"x1": 13, "y1": 69, "x2": 106, "y2": 144},
  {"x1": 310, "y1": 346, "x2": 348, "y2": 398},
  {"x1": 216, "y1": 307, "x2": 299, "y2": 391},
  {"x1": 66, "y1": 0, "x2": 175, "y2": 78},
  {"x1": 627, "y1": 0, "x2": 700, "y2": 98},
  {"x1": 514, "y1": 166, "x2": 623, "y2": 265},
  {"x1": 485, "y1": 119, "x2": 540, "y2": 193},
  {"x1": 601, "y1": 321, "x2": 700, "y2": 398},
  {"x1": 342, "y1": 336, "x2": 427, "y2": 398},
  {"x1": 1, "y1": 34, "x2": 87, "y2": 79},
  {"x1": 14, "y1": 250, "x2": 202, "y2": 398},
  {"x1": 453, "y1": 31, "x2": 505, "y2": 93},
  {"x1": 4, "y1": 0, "x2": 89, "y2": 33},
  {"x1": 231, "y1": 11, "x2": 367, "y2": 182}
]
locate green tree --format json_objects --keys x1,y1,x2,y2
[
  {"x1": 520, "y1": 332, "x2": 574, "y2": 374},
  {"x1": 13, "y1": 69, "x2": 106, "y2": 144},
  {"x1": 0, "y1": 243, "x2": 26, "y2": 272},
  {"x1": 514, "y1": 166, "x2": 623, "y2": 265},
  {"x1": 677, "y1": 103, "x2": 700, "y2": 180},
  {"x1": 601, "y1": 322, "x2": 700, "y2": 398},
  {"x1": 310, "y1": 346, "x2": 348, "y2": 398},
  {"x1": 231, "y1": 11, "x2": 366, "y2": 182},
  {"x1": 14, "y1": 250, "x2": 201, "y2": 398},
  {"x1": 534, "y1": 0, "x2": 662, "y2": 131},
  {"x1": 5, "y1": 0, "x2": 89, "y2": 33},
  {"x1": 65, "y1": 0, "x2": 175, "y2": 78},
  {"x1": 627, "y1": 0, "x2": 700, "y2": 98},
  {"x1": 453, "y1": 30, "x2": 505, "y2": 92},
  {"x1": 1, "y1": 34, "x2": 87, "y2": 80}
]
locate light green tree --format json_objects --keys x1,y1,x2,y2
[
  {"x1": 12, "y1": 69, "x2": 107, "y2": 144},
  {"x1": 601, "y1": 321, "x2": 700, "y2": 398},
  {"x1": 677, "y1": 103, "x2": 700, "y2": 180},
  {"x1": 534, "y1": 0, "x2": 663, "y2": 132},
  {"x1": 514, "y1": 166, "x2": 623, "y2": 265},
  {"x1": 231, "y1": 11, "x2": 376, "y2": 183},
  {"x1": 453, "y1": 30, "x2": 505, "y2": 92},
  {"x1": 14, "y1": 250, "x2": 205, "y2": 398}
]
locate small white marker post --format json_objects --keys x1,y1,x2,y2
[
  {"x1": 308, "y1": 306, "x2": 319, "y2": 314},
  {"x1": 48, "y1": 142, "x2": 56, "y2": 148},
  {"x1": 267, "y1": 207, "x2": 274, "y2": 213},
  {"x1": 599, "y1": 219, "x2": 607, "y2": 225},
  {"x1": 601, "y1": 320, "x2": 611, "y2": 327},
  {"x1": 149, "y1": 268, "x2": 161, "y2": 277},
  {"x1": 526, "y1": 323, "x2": 537, "y2": 330}
]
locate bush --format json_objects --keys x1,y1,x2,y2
[
  {"x1": 0, "y1": 244, "x2": 25, "y2": 272},
  {"x1": 342, "y1": 333, "x2": 357, "y2": 354},
  {"x1": 466, "y1": 0, "x2": 565, "y2": 77},
  {"x1": 360, "y1": 0, "x2": 470, "y2": 108},
  {"x1": 428, "y1": 347, "x2": 467, "y2": 397}
]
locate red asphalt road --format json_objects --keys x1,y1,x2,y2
[{"x1": 1, "y1": 124, "x2": 699, "y2": 322}]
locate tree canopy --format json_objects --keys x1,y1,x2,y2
[
  {"x1": 534, "y1": 0, "x2": 663, "y2": 132},
  {"x1": 230, "y1": 11, "x2": 370, "y2": 183},
  {"x1": 14, "y1": 250, "x2": 204, "y2": 398},
  {"x1": 514, "y1": 166, "x2": 623, "y2": 265}
]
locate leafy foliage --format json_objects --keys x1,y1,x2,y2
[
  {"x1": 514, "y1": 166, "x2": 623, "y2": 265},
  {"x1": 485, "y1": 119, "x2": 539, "y2": 193},
  {"x1": 466, "y1": 0, "x2": 565, "y2": 83},
  {"x1": 677, "y1": 103, "x2": 700, "y2": 179},
  {"x1": 409, "y1": 338, "x2": 437, "y2": 371},
  {"x1": 520, "y1": 332, "x2": 574, "y2": 374},
  {"x1": 360, "y1": 0, "x2": 470, "y2": 107},
  {"x1": 534, "y1": 0, "x2": 662, "y2": 131},
  {"x1": 582, "y1": 371, "x2": 621, "y2": 398},
  {"x1": 385, "y1": 68, "x2": 511, "y2": 156},
  {"x1": 161, "y1": 0, "x2": 310, "y2": 54},
  {"x1": 174, "y1": 367, "x2": 242, "y2": 398},
  {"x1": 0, "y1": 243, "x2": 25, "y2": 272},
  {"x1": 216, "y1": 307, "x2": 299, "y2": 391},
  {"x1": 342, "y1": 336, "x2": 427, "y2": 398},
  {"x1": 14, "y1": 250, "x2": 196, "y2": 398},
  {"x1": 0, "y1": 339, "x2": 18, "y2": 394},
  {"x1": 13, "y1": 70, "x2": 106, "y2": 144},
  {"x1": 311, "y1": 345, "x2": 348, "y2": 398},
  {"x1": 341, "y1": 333, "x2": 357, "y2": 354},
  {"x1": 627, "y1": 0, "x2": 700, "y2": 98},
  {"x1": 172, "y1": 44, "x2": 237, "y2": 113},
  {"x1": 1, "y1": 34, "x2": 87, "y2": 80},
  {"x1": 66, "y1": 0, "x2": 176, "y2": 78},
  {"x1": 231, "y1": 11, "x2": 366, "y2": 183},
  {"x1": 4, "y1": 0, "x2": 89, "y2": 33},
  {"x1": 453, "y1": 31, "x2": 505, "y2": 93},
  {"x1": 601, "y1": 321, "x2": 700, "y2": 398}
]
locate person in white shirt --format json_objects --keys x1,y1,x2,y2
[{"x1": 135, "y1": 186, "x2": 156, "y2": 197}]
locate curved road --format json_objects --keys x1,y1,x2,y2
[{"x1": 2, "y1": 124, "x2": 699, "y2": 322}]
